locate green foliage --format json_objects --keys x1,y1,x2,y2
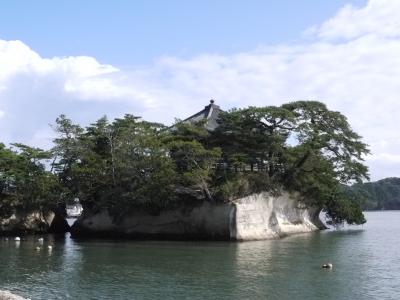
[
  {"x1": 0, "y1": 143, "x2": 59, "y2": 219},
  {"x1": 324, "y1": 187, "x2": 366, "y2": 225},
  {"x1": 211, "y1": 101, "x2": 369, "y2": 225},
  {"x1": 0, "y1": 100, "x2": 369, "y2": 225},
  {"x1": 346, "y1": 178, "x2": 400, "y2": 210},
  {"x1": 282, "y1": 101, "x2": 369, "y2": 183},
  {"x1": 52, "y1": 114, "x2": 177, "y2": 215},
  {"x1": 51, "y1": 114, "x2": 84, "y2": 203},
  {"x1": 214, "y1": 172, "x2": 275, "y2": 202},
  {"x1": 211, "y1": 106, "x2": 294, "y2": 177}
]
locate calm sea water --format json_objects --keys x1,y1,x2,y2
[{"x1": 0, "y1": 211, "x2": 399, "y2": 300}]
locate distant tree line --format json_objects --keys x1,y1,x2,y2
[
  {"x1": 346, "y1": 178, "x2": 400, "y2": 210},
  {"x1": 0, "y1": 101, "x2": 370, "y2": 224}
]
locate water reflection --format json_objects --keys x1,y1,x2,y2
[
  {"x1": 229, "y1": 229, "x2": 368, "y2": 299},
  {"x1": 0, "y1": 234, "x2": 72, "y2": 299},
  {"x1": 0, "y1": 212, "x2": 399, "y2": 300}
]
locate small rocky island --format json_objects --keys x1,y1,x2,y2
[
  {"x1": 71, "y1": 192, "x2": 325, "y2": 240},
  {"x1": 0, "y1": 100, "x2": 368, "y2": 239}
]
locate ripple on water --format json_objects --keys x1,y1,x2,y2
[{"x1": 0, "y1": 211, "x2": 399, "y2": 299}]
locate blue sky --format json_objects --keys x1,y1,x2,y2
[
  {"x1": 0, "y1": 0, "x2": 365, "y2": 66},
  {"x1": 1, "y1": 0, "x2": 400, "y2": 180}
]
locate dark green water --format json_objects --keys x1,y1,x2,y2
[{"x1": 0, "y1": 211, "x2": 399, "y2": 300}]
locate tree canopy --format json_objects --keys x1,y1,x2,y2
[
  {"x1": 0, "y1": 100, "x2": 369, "y2": 225},
  {"x1": 0, "y1": 143, "x2": 59, "y2": 219},
  {"x1": 210, "y1": 101, "x2": 369, "y2": 224}
]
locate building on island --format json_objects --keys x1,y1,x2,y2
[{"x1": 179, "y1": 99, "x2": 223, "y2": 131}]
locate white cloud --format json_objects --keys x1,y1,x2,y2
[
  {"x1": 0, "y1": 39, "x2": 156, "y2": 148},
  {"x1": 306, "y1": 0, "x2": 400, "y2": 41},
  {"x1": 0, "y1": 40, "x2": 118, "y2": 79},
  {"x1": 1, "y1": 0, "x2": 400, "y2": 180}
]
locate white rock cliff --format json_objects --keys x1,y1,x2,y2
[{"x1": 72, "y1": 192, "x2": 324, "y2": 240}]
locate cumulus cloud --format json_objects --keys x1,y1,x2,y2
[
  {"x1": 1, "y1": 0, "x2": 400, "y2": 180},
  {"x1": 307, "y1": 0, "x2": 400, "y2": 41},
  {"x1": 0, "y1": 39, "x2": 156, "y2": 147},
  {"x1": 0, "y1": 40, "x2": 117, "y2": 81}
]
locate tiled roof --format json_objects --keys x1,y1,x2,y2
[{"x1": 181, "y1": 100, "x2": 223, "y2": 131}]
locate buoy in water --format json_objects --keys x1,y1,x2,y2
[
  {"x1": 322, "y1": 263, "x2": 333, "y2": 269},
  {"x1": 35, "y1": 246, "x2": 41, "y2": 251},
  {"x1": 48, "y1": 245, "x2": 53, "y2": 250},
  {"x1": 14, "y1": 237, "x2": 20, "y2": 241},
  {"x1": 38, "y1": 237, "x2": 44, "y2": 243}
]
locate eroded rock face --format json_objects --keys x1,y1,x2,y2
[
  {"x1": 232, "y1": 192, "x2": 325, "y2": 240},
  {"x1": 0, "y1": 211, "x2": 52, "y2": 234},
  {"x1": 0, "y1": 211, "x2": 70, "y2": 235},
  {"x1": 48, "y1": 212, "x2": 71, "y2": 234},
  {"x1": 71, "y1": 192, "x2": 324, "y2": 241},
  {"x1": 71, "y1": 202, "x2": 234, "y2": 239}
]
